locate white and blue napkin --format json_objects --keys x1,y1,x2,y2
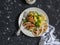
[{"x1": 39, "y1": 25, "x2": 60, "y2": 45}]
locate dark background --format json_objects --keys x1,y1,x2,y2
[{"x1": 0, "y1": 0, "x2": 60, "y2": 45}]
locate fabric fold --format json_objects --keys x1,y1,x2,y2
[{"x1": 39, "y1": 25, "x2": 60, "y2": 45}]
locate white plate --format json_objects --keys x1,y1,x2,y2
[{"x1": 18, "y1": 7, "x2": 49, "y2": 37}]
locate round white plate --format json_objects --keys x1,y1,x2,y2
[{"x1": 18, "y1": 7, "x2": 49, "y2": 37}]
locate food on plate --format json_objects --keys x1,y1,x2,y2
[{"x1": 22, "y1": 11, "x2": 48, "y2": 36}]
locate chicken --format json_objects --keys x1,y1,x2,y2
[
  {"x1": 32, "y1": 27, "x2": 43, "y2": 36},
  {"x1": 43, "y1": 23, "x2": 48, "y2": 32},
  {"x1": 23, "y1": 22, "x2": 35, "y2": 30},
  {"x1": 27, "y1": 15, "x2": 35, "y2": 23}
]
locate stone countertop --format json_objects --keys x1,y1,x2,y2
[{"x1": 0, "y1": 0, "x2": 60, "y2": 45}]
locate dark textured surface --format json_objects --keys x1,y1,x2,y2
[{"x1": 0, "y1": 0, "x2": 60, "y2": 45}]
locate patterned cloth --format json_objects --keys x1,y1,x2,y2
[{"x1": 39, "y1": 25, "x2": 60, "y2": 45}]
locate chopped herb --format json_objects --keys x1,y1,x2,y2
[
  {"x1": 38, "y1": 19, "x2": 41, "y2": 22},
  {"x1": 35, "y1": 22, "x2": 40, "y2": 27},
  {"x1": 23, "y1": 19, "x2": 28, "y2": 23}
]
